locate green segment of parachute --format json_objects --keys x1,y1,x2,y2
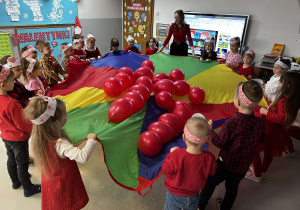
[{"x1": 63, "y1": 102, "x2": 147, "y2": 188}]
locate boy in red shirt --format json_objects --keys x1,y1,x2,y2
[
  {"x1": 162, "y1": 115, "x2": 217, "y2": 210},
  {"x1": 0, "y1": 65, "x2": 41, "y2": 197},
  {"x1": 198, "y1": 80, "x2": 264, "y2": 210}
]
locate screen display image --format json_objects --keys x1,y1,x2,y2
[{"x1": 185, "y1": 13, "x2": 249, "y2": 58}]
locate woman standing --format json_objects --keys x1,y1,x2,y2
[{"x1": 157, "y1": 10, "x2": 196, "y2": 57}]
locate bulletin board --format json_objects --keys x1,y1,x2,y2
[
  {"x1": 14, "y1": 26, "x2": 72, "y2": 64},
  {"x1": 156, "y1": 23, "x2": 170, "y2": 49},
  {"x1": 0, "y1": 0, "x2": 78, "y2": 27},
  {"x1": 0, "y1": 33, "x2": 13, "y2": 59},
  {"x1": 123, "y1": 0, "x2": 154, "y2": 54}
]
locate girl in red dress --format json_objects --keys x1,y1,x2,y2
[
  {"x1": 245, "y1": 71, "x2": 300, "y2": 182},
  {"x1": 145, "y1": 37, "x2": 158, "y2": 55},
  {"x1": 24, "y1": 96, "x2": 98, "y2": 210},
  {"x1": 238, "y1": 49, "x2": 255, "y2": 80},
  {"x1": 85, "y1": 34, "x2": 102, "y2": 60}
]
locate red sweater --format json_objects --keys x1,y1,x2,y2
[
  {"x1": 86, "y1": 47, "x2": 102, "y2": 59},
  {"x1": 73, "y1": 49, "x2": 87, "y2": 60},
  {"x1": 162, "y1": 148, "x2": 217, "y2": 196},
  {"x1": 0, "y1": 95, "x2": 32, "y2": 141},
  {"x1": 124, "y1": 46, "x2": 143, "y2": 54},
  {"x1": 163, "y1": 23, "x2": 193, "y2": 47},
  {"x1": 238, "y1": 63, "x2": 254, "y2": 77},
  {"x1": 145, "y1": 48, "x2": 158, "y2": 55}
]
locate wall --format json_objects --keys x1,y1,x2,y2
[
  {"x1": 153, "y1": 0, "x2": 300, "y2": 62},
  {"x1": 77, "y1": 0, "x2": 122, "y2": 55}
]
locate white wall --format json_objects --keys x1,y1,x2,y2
[{"x1": 153, "y1": 0, "x2": 300, "y2": 62}]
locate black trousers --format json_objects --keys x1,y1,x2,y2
[
  {"x1": 198, "y1": 159, "x2": 245, "y2": 210},
  {"x1": 170, "y1": 42, "x2": 188, "y2": 56},
  {"x1": 2, "y1": 139, "x2": 33, "y2": 190}
]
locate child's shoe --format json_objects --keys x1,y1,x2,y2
[
  {"x1": 282, "y1": 151, "x2": 296, "y2": 158},
  {"x1": 249, "y1": 164, "x2": 254, "y2": 172},
  {"x1": 245, "y1": 171, "x2": 262, "y2": 183},
  {"x1": 12, "y1": 180, "x2": 22, "y2": 189},
  {"x1": 216, "y1": 198, "x2": 223, "y2": 210},
  {"x1": 24, "y1": 184, "x2": 41, "y2": 197}
]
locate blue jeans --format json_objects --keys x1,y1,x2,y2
[{"x1": 164, "y1": 189, "x2": 199, "y2": 210}]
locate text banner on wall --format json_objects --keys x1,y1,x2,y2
[
  {"x1": 14, "y1": 27, "x2": 72, "y2": 65},
  {"x1": 0, "y1": 0, "x2": 77, "y2": 27}
]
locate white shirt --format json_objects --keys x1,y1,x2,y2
[
  {"x1": 265, "y1": 75, "x2": 280, "y2": 102},
  {"x1": 55, "y1": 138, "x2": 97, "y2": 163}
]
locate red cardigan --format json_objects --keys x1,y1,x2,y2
[
  {"x1": 0, "y1": 95, "x2": 32, "y2": 141},
  {"x1": 163, "y1": 23, "x2": 193, "y2": 47}
]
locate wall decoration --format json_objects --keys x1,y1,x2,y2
[
  {"x1": 14, "y1": 27, "x2": 72, "y2": 64},
  {"x1": 0, "y1": 33, "x2": 13, "y2": 59},
  {"x1": 156, "y1": 23, "x2": 170, "y2": 49},
  {"x1": 0, "y1": 0, "x2": 77, "y2": 27}
]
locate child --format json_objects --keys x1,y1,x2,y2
[
  {"x1": 145, "y1": 37, "x2": 158, "y2": 55},
  {"x1": 36, "y1": 40, "x2": 67, "y2": 87},
  {"x1": 20, "y1": 58, "x2": 47, "y2": 95},
  {"x1": 21, "y1": 45, "x2": 38, "y2": 60},
  {"x1": 224, "y1": 37, "x2": 243, "y2": 73},
  {"x1": 263, "y1": 58, "x2": 290, "y2": 102},
  {"x1": 200, "y1": 37, "x2": 217, "y2": 62},
  {"x1": 24, "y1": 96, "x2": 98, "y2": 209},
  {"x1": 162, "y1": 116, "x2": 217, "y2": 210},
  {"x1": 3, "y1": 56, "x2": 35, "y2": 108},
  {"x1": 72, "y1": 34, "x2": 87, "y2": 61},
  {"x1": 60, "y1": 43, "x2": 74, "y2": 74},
  {"x1": 246, "y1": 71, "x2": 300, "y2": 182},
  {"x1": 124, "y1": 36, "x2": 143, "y2": 54},
  {"x1": 110, "y1": 38, "x2": 119, "y2": 52},
  {"x1": 85, "y1": 34, "x2": 102, "y2": 60},
  {"x1": 198, "y1": 80, "x2": 264, "y2": 210},
  {"x1": 0, "y1": 65, "x2": 41, "y2": 197},
  {"x1": 238, "y1": 49, "x2": 255, "y2": 80}
]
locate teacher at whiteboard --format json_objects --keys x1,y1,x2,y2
[{"x1": 157, "y1": 10, "x2": 196, "y2": 57}]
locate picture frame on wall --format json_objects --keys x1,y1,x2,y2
[
  {"x1": 156, "y1": 37, "x2": 169, "y2": 49},
  {"x1": 156, "y1": 23, "x2": 170, "y2": 37}
]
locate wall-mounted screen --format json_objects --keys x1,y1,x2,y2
[{"x1": 184, "y1": 12, "x2": 249, "y2": 58}]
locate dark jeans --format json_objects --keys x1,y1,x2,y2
[
  {"x1": 164, "y1": 189, "x2": 199, "y2": 210},
  {"x1": 170, "y1": 42, "x2": 188, "y2": 56},
  {"x1": 2, "y1": 139, "x2": 33, "y2": 190},
  {"x1": 198, "y1": 159, "x2": 245, "y2": 210}
]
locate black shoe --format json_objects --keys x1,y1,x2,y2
[
  {"x1": 24, "y1": 184, "x2": 41, "y2": 197},
  {"x1": 12, "y1": 180, "x2": 22, "y2": 189}
]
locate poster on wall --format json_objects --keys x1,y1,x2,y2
[
  {"x1": 13, "y1": 27, "x2": 72, "y2": 64},
  {"x1": 156, "y1": 23, "x2": 170, "y2": 50},
  {"x1": 0, "y1": 0, "x2": 78, "y2": 27},
  {"x1": 0, "y1": 33, "x2": 13, "y2": 59}
]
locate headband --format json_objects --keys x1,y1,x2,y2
[
  {"x1": 238, "y1": 84, "x2": 259, "y2": 107},
  {"x1": 60, "y1": 43, "x2": 72, "y2": 53},
  {"x1": 275, "y1": 59, "x2": 289, "y2": 69},
  {"x1": 230, "y1": 37, "x2": 240, "y2": 44},
  {"x1": 246, "y1": 49, "x2": 255, "y2": 58},
  {"x1": 73, "y1": 35, "x2": 84, "y2": 44},
  {"x1": 0, "y1": 65, "x2": 10, "y2": 82},
  {"x1": 127, "y1": 36, "x2": 134, "y2": 42},
  {"x1": 26, "y1": 58, "x2": 36, "y2": 73},
  {"x1": 31, "y1": 95, "x2": 57, "y2": 125},
  {"x1": 4, "y1": 56, "x2": 20, "y2": 69},
  {"x1": 22, "y1": 45, "x2": 36, "y2": 58},
  {"x1": 184, "y1": 125, "x2": 210, "y2": 144},
  {"x1": 86, "y1": 34, "x2": 95, "y2": 42}
]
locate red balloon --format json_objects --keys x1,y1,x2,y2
[
  {"x1": 152, "y1": 73, "x2": 169, "y2": 84},
  {"x1": 172, "y1": 105, "x2": 193, "y2": 126},
  {"x1": 128, "y1": 84, "x2": 150, "y2": 101},
  {"x1": 103, "y1": 77, "x2": 123, "y2": 97},
  {"x1": 108, "y1": 98, "x2": 133, "y2": 123},
  {"x1": 169, "y1": 100, "x2": 193, "y2": 112},
  {"x1": 169, "y1": 69, "x2": 185, "y2": 81},
  {"x1": 119, "y1": 67, "x2": 134, "y2": 79},
  {"x1": 155, "y1": 91, "x2": 173, "y2": 109},
  {"x1": 174, "y1": 80, "x2": 190, "y2": 96},
  {"x1": 153, "y1": 79, "x2": 176, "y2": 95},
  {"x1": 134, "y1": 67, "x2": 153, "y2": 80},
  {"x1": 136, "y1": 76, "x2": 153, "y2": 92},
  {"x1": 138, "y1": 131, "x2": 162, "y2": 156},
  {"x1": 147, "y1": 121, "x2": 175, "y2": 143},
  {"x1": 158, "y1": 113, "x2": 183, "y2": 135},
  {"x1": 123, "y1": 91, "x2": 145, "y2": 113},
  {"x1": 114, "y1": 72, "x2": 131, "y2": 91},
  {"x1": 141, "y1": 60, "x2": 155, "y2": 73},
  {"x1": 188, "y1": 87, "x2": 206, "y2": 104}
]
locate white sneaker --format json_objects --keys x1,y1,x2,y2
[{"x1": 282, "y1": 152, "x2": 296, "y2": 158}]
